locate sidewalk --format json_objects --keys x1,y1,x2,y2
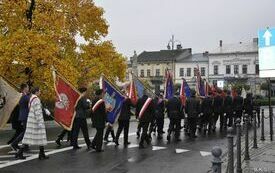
[{"x1": 243, "y1": 140, "x2": 275, "y2": 173}]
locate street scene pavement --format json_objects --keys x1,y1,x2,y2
[{"x1": 0, "y1": 119, "x2": 229, "y2": 173}]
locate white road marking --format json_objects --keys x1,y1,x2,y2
[
  {"x1": 127, "y1": 144, "x2": 139, "y2": 149},
  {"x1": 175, "y1": 149, "x2": 190, "y2": 154},
  {"x1": 200, "y1": 151, "x2": 212, "y2": 157},
  {"x1": 152, "y1": 146, "x2": 167, "y2": 151}
]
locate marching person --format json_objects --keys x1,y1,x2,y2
[
  {"x1": 224, "y1": 91, "x2": 233, "y2": 127},
  {"x1": 7, "y1": 104, "x2": 23, "y2": 145},
  {"x1": 135, "y1": 93, "x2": 154, "y2": 149},
  {"x1": 91, "y1": 89, "x2": 108, "y2": 152},
  {"x1": 115, "y1": 95, "x2": 134, "y2": 146},
  {"x1": 166, "y1": 94, "x2": 182, "y2": 142},
  {"x1": 16, "y1": 87, "x2": 49, "y2": 160},
  {"x1": 201, "y1": 93, "x2": 213, "y2": 134},
  {"x1": 233, "y1": 90, "x2": 244, "y2": 122},
  {"x1": 244, "y1": 93, "x2": 254, "y2": 124},
  {"x1": 185, "y1": 90, "x2": 200, "y2": 138},
  {"x1": 71, "y1": 87, "x2": 92, "y2": 150},
  {"x1": 55, "y1": 129, "x2": 71, "y2": 147},
  {"x1": 11, "y1": 84, "x2": 30, "y2": 151},
  {"x1": 213, "y1": 90, "x2": 224, "y2": 131},
  {"x1": 155, "y1": 94, "x2": 165, "y2": 140}
]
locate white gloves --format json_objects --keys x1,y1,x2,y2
[{"x1": 44, "y1": 108, "x2": 51, "y2": 116}]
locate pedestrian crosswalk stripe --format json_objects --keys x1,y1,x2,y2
[
  {"x1": 200, "y1": 151, "x2": 211, "y2": 157},
  {"x1": 127, "y1": 144, "x2": 139, "y2": 149},
  {"x1": 152, "y1": 146, "x2": 167, "y2": 151},
  {"x1": 175, "y1": 149, "x2": 190, "y2": 154}
]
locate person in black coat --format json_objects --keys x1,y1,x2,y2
[
  {"x1": 201, "y1": 93, "x2": 213, "y2": 134},
  {"x1": 233, "y1": 90, "x2": 244, "y2": 122},
  {"x1": 166, "y1": 95, "x2": 182, "y2": 142},
  {"x1": 244, "y1": 93, "x2": 253, "y2": 123},
  {"x1": 7, "y1": 105, "x2": 23, "y2": 145},
  {"x1": 185, "y1": 90, "x2": 200, "y2": 138},
  {"x1": 213, "y1": 91, "x2": 224, "y2": 131},
  {"x1": 71, "y1": 87, "x2": 92, "y2": 150},
  {"x1": 91, "y1": 89, "x2": 108, "y2": 152},
  {"x1": 135, "y1": 94, "x2": 154, "y2": 149},
  {"x1": 224, "y1": 91, "x2": 233, "y2": 127},
  {"x1": 11, "y1": 83, "x2": 30, "y2": 151},
  {"x1": 155, "y1": 94, "x2": 165, "y2": 139},
  {"x1": 115, "y1": 96, "x2": 134, "y2": 146}
]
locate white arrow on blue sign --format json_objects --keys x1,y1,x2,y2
[{"x1": 258, "y1": 27, "x2": 275, "y2": 78}]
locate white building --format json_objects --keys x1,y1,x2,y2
[
  {"x1": 208, "y1": 39, "x2": 262, "y2": 94},
  {"x1": 175, "y1": 53, "x2": 208, "y2": 88}
]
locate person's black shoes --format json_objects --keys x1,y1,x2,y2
[
  {"x1": 39, "y1": 154, "x2": 49, "y2": 160},
  {"x1": 73, "y1": 146, "x2": 81, "y2": 150},
  {"x1": 55, "y1": 139, "x2": 61, "y2": 147}
]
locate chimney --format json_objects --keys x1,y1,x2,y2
[
  {"x1": 253, "y1": 38, "x2": 258, "y2": 45},
  {"x1": 219, "y1": 40, "x2": 223, "y2": 47},
  {"x1": 176, "y1": 44, "x2": 182, "y2": 50}
]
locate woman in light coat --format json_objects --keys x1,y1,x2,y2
[{"x1": 16, "y1": 87, "x2": 49, "y2": 160}]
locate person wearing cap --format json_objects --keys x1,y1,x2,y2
[
  {"x1": 71, "y1": 87, "x2": 92, "y2": 150},
  {"x1": 185, "y1": 89, "x2": 200, "y2": 138},
  {"x1": 91, "y1": 89, "x2": 108, "y2": 152},
  {"x1": 201, "y1": 92, "x2": 214, "y2": 134},
  {"x1": 166, "y1": 93, "x2": 182, "y2": 142},
  {"x1": 213, "y1": 90, "x2": 224, "y2": 131},
  {"x1": 224, "y1": 90, "x2": 233, "y2": 128},
  {"x1": 233, "y1": 90, "x2": 244, "y2": 123},
  {"x1": 154, "y1": 93, "x2": 165, "y2": 140},
  {"x1": 135, "y1": 93, "x2": 154, "y2": 149}
]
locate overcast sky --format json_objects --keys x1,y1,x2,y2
[{"x1": 94, "y1": 0, "x2": 275, "y2": 58}]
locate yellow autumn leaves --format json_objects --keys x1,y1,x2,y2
[{"x1": 0, "y1": 0, "x2": 126, "y2": 100}]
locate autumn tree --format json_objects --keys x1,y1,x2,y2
[{"x1": 0, "y1": 0, "x2": 126, "y2": 100}]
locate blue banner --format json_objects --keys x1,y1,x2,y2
[
  {"x1": 134, "y1": 78, "x2": 144, "y2": 98},
  {"x1": 165, "y1": 75, "x2": 174, "y2": 99},
  {"x1": 102, "y1": 77, "x2": 125, "y2": 124},
  {"x1": 183, "y1": 79, "x2": 191, "y2": 98}
]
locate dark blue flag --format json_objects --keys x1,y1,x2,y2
[
  {"x1": 101, "y1": 77, "x2": 125, "y2": 124},
  {"x1": 164, "y1": 70, "x2": 174, "y2": 99},
  {"x1": 183, "y1": 79, "x2": 191, "y2": 98}
]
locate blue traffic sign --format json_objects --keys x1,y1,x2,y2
[
  {"x1": 258, "y1": 27, "x2": 275, "y2": 78},
  {"x1": 258, "y1": 28, "x2": 275, "y2": 48}
]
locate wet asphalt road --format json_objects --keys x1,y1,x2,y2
[{"x1": 0, "y1": 118, "x2": 230, "y2": 173}]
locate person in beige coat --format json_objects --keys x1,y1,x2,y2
[{"x1": 16, "y1": 87, "x2": 49, "y2": 160}]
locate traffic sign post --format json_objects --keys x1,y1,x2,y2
[{"x1": 258, "y1": 27, "x2": 275, "y2": 141}]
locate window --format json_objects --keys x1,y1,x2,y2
[
  {"x1": 214, "y1": 65, "x2": 219, "y2": 75},
  {"x1": 201, "y1": 67, "x2": 205, "y2": 76},
  {"x1": 234, "y1": 65, "x2": 239, "y2": 74},
  {"x1": 140, "y1": 70, "x2": 144, "y2": 77},
  {"x1": 156, "y1": 69, "x2": 160, "y2": 77},
  {"x1": 242, "y1": 65, "x2": 247, "y2": 74},
  {"x1": 179, "y1": 68, "x2": 184, "y2": 77},
  {"x1": 256, "y1": 64, "x2": 259, "y2": 75},
  {"x1": 187, "y1": 68, "x2": 191, "y2": 77},
  {"x1": 147, "y1": 69, "x2": 151, "y2": 77},
  {"x1": 194, "y1": 68, "x2": 197, "y2": 76},
  {"x1": 226, "y1": 65, "x2": 231, "y2": 74}
]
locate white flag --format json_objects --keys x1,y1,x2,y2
[{"x1": 0, "y1": 77, "x2": 21, "y2": 129}]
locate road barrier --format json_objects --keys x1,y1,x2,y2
[
  {"x1": 227, "y1": 127, "x2": 234, "y2": 173},
  {"x1": 236, "y1": 118, "x2": 242, "y2": 173},
  {"x1": 211, "y1": 146, "x2": 223, "y2": 173},
  {"x1": 253, "y1": 111, "x2": 258, "y2": 149},
  {"x1": 260, "y1": 109, "x2": 265, "y2": 141}
]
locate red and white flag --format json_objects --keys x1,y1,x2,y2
[{"x1": 53, "y1": 71, "x2": 80, "y2": 130}]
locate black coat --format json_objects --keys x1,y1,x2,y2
[
  {"x1": 201, "y1": 97, "x2": 213, "y2": 115},
  {"x1": 213, "y1": 95, "x2": 223, "y2": 114},
  {"x1": 91, "y1": 97, "x2": 107, "y2": 128},
  {"x1": 233, "y1": 96, "x2": 244, "y2": 112},
  {"x1": 10, "y1": 104, "x2": 22, "y2": 130},
  {"x1": 118, "y1": 97, "x2": 133, "y2": 121},
  {"x1": 185, "y1": 97, "x2": 200, "y2": 118},
  {"x1": 75, "y1": 96, "x2": 90, "y2": 119},
  {"x1": 224, "y1": 96, "x2": 233, "y2": 114},
  {"x1": 244, "y1": 97, "x2": 253, "y2": 115},
  {"x1": 166, "y1": 97, "x2": 182, "y2": 119},
  {"x1": 155, "y1": 98, "x2": 165, "y2": 119},
  {"x1": 135, "y1": 95, "x2": 154, "y2": 122}
]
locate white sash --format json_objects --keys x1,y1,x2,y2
[
  {"x1": 92, "y1": 99, "x2": 104, "y2": 112},
  {"x1": 139, "y1": 98, "x2": 152, "y2": 118}
]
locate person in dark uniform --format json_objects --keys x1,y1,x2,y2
[
  {"x1": 253, "y1": 96, "x2": 261, "y2": 126},
  {"x1": 7, "y1": 105, "x2": 23, "y2": 145},
  {"x1": 201, "y1": 93, "x2": 213, "y2": 134},
  {"x1": 115, "y1": 96, "x2": 134, "y2": 146},
  {"x1": 91, "y1": 89, "x2": 108, "y2": 152},
  {"x1": 11, "y1": 84, "x2": 30, "y2": 151},
  {"x1": 213, "y1": 90, "x2": 224, "y2": 131},
  {"x1": 135, "y1": 94, "x2": 154, "y2": 149},
  {"x1": 71, "y1": 87, "x2": 91, "y2": 150},
  {"x1": 155, "y1": 94, "x2": 165, "y2": 139},
  {"x1": 224, "y1": 90, "x2": 233, "y2": 128},
  {"x1": 233, "y1": 90, "x2": 244, "y2": 122},
  {"x1": 244, "y1": 93, "x2": 253, "y2": 124},
  {"x1": 185, "y1": 90, "x2": 200, "y2": 138},
  {"x1": 148, "y1": 98, "x2": 157, "y2": 139},
  {"x1": 104, "y1": 123, "x2": 115, "y2": 143},
  {"x1": 166, "y1": 94, "x2": 182, "y2": 142},
  {"x1": 55, "y1": 129, "x2": 71, "y2": 146}
]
